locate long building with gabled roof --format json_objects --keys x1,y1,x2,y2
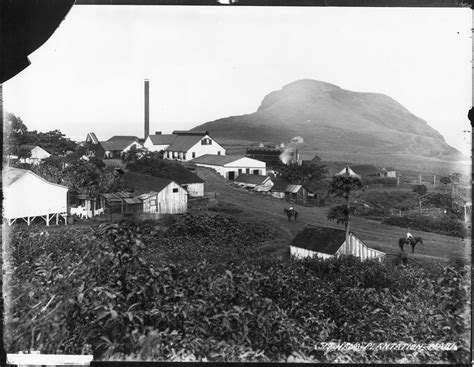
[{"x1": 143, "y1": 130, "x2": 226, "y2": 161}]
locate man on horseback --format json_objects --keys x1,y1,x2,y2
[{"x1": 406, "y1": 232, "x2": 414, "y2": 243}]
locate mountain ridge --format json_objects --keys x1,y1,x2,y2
[{"x1": 192, "y1": 79, "x2": 461, "y2": 167}]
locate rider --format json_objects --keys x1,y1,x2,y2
[
  {"x1": 406, "y1": 232, "x2": 414, "y2": 242},
  {"x1": 289, "y1": 206, "x2": 294, "y2": 211}
]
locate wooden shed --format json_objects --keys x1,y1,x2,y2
[
  {"x1": 121, "y1": 172, "x2": 187, "y2": 214},
  {"x1": 285, "y1": 184, "x2": 312, "y2": 204},
  {"x1": 3, "y1": 167, "x2": 68, "y2": 225},
  {"x1": 290, "y1": 226, "x2": 385, "y2": 262}
]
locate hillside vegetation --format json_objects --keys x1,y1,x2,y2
[{"x1": 5, "y1": 214, "x2": 469, "y2": 363}]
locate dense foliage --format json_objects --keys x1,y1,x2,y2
[
  {"x1": 273, "y1": 162, "x2": 325, "y2": 185},
  {"x1": 5, "y1": 215, "x2": 469, "y2": 363},
  {"x1": 381, "y1": 215, "x2": 465, "y2": 238},
  {"x1": 4, "y1": 112, "x2": 76, "y2": 156}
]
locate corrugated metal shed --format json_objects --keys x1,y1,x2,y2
[
  {"x1": 285, "y1": 184, "x2": 302, "y2": 194},
  {"x1": 124, "y1": 197, "x2": 143, "y2": 204}
]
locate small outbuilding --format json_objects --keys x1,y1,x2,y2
[
  {"x1": 285, "y1": 184, "x2": 312, "y2": 204},
  {"x1": 234, "y1": 174, "x2": 273, "y2": 191},
  {"x1": 380, "y1": 167, "x2": 397, "y2": 178},
  {"x1": 290, "y1": 226, "x2": 385, "y2": 262},
  {"x1": 18, "y1": 145, "x2": 51, "y2": 165},
  {"x1": 3, "y1": 167, "x2": 68, "y2": 225},
  {"x1": 121, "y1": 172, "x2": 188, "y2": 214},
  {"x1": 270, "y1": 177, "x2": 290, "y2": 199}
]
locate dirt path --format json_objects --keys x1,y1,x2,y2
[{"x1": 197, "y1": 167, "x2": 470, "y2": 262}]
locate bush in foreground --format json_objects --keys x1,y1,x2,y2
[{"x1": 5, "y1": 216, "x2": 470, "y2": 363}]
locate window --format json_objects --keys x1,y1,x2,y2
[
  {"x1": 173, "y1": 188, "x2": 179, "y2": 193},
  {"x1": 192, "y1": 152, "x2": 196, "y2": 158},
  {"x1": 253, "y1": 170, "x2": 259, "y2": 175},
  {"x1": 246, "y1": 168, "x2": 250, "y2": 174},
  {"x1": 217, "y1": 151, "x2": 221, "y2": 155},
  {"x1": 201, "y1": 138, "x2": 212, "y2": 145},
  {"x1": 238, "y1": 169, "x2": 242, "y2": 174}
]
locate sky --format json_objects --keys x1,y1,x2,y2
[{"x1": 3, "y1": 6, "x2": 472, "y2": 154}]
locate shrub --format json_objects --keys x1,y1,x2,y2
[
  {"x1": 381, "y1": 215, "x2": 465, "y2": 238},
  {"x1": 5, "y1": 216, "x2": 470, "y2": 363}
]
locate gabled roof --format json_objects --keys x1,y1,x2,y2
[
  {"x1": 147, "y1": 132, "x2": 214, "y2": 152},
  {"x1": 3, "y1": 167, "x2": 67, "y2": 189},
  {"x1": 351, "y1": 164, "x2": 379, "y2": 177},
  {"x1": 291, "y1": 226, "x2": 346, "y2": 255},
  {"x1": 107, "y1": 135, "x2": 140, "y2": 142},
  {"x1": 148, "y1": 134, "x2": 176, "y2": 145},
  {"x1": 101, "y1": 140, "x2": 141, "y2": 152},
  {"x1": 285, "y1": 184, "x2": 303, "y2": 193},
  {"x1": 3, "y1": 167, "x2": 29, "y2": 186},
  {"x1": 234, "y1": 174, "x2": 270, "y2": 186},
  {"x1": 271, "y1": 177, "x2": 290, "y2": 192},
  {"x1": 336, "y1": 165, "x2": 361, "y2": 178},
  {"x1": 173, "y1": 130, "x2": 208, "y2": 136},
  {"x1": 86, "y1": 132, "x2": 99, "y2": 144},
  {"x1": 190, "y1": 154, "x2": 245, "y2": 166},
  {"x1": 167, "y1": 134, "x2": 205, "y2": 152},
  {"x1": 121, "y1": 172, "x2": 174, "y2": 195}
]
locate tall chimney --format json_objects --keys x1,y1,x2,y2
[{"x1": 144, "y1": 79, "x2": 149, "y2": 139}]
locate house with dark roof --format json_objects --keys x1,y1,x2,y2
[
  {"x1": 234, "y1": 174, "x2": 273, "y2": 192},
  {"x1": 101, "y1": 136, "x2": 143, "y2": 159},
  {"x1": 290, "y1": 226, "x2": 385, "y2": 262},
  {"x1": 350, "y1": 164, "x2": 380, "y2": 178},
  {"x1": 118, "y1": 172, "x2": 188, "y2": 214},
  {"x1": 270, "y1": 177, "x2": 290, "y2": 199},
  {"x1": 190, "y1": 154, "x2": 266, "y2": 180},
  {"x1": 143, "y1": 130, "x2": 226, "y2": 161},
  {"x1": 3, "y1": 167, "x2": 68, "y2": 225},
  {"x1": 380, "y1": 166, "x2": 397, "y2": 178}
]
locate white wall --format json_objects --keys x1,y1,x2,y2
[
  {"x1": 336, "y1": 234, "x2": 385, "y2": 262},
  {"x1": 157, "y1": 182, "x2": 188, "y2": 214},
  {"x1": 144, "y1": 137, "x2": 169, "y2": 152},
  {"x1": 185, "y1": 135, "x2": 226, "y2": 160},
  {"x1": 4, "y1": 173, "x2": 68, "y2": 219},
  {"x1": 185, "y1": 183, "x2": 204, "y2": 197},
  {"x1": 290, "y1": 246, "x2": 333, "y2": 260},
  {"x1": 123, "y1": 141, "x2": 144, "y2": 152}
]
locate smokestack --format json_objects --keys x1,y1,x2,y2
[{"x1": 144, "y1": 79, "x2": 149, "y2": 140}]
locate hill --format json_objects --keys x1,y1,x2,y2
[{"x1": 193, "y1": 80, "x2": 464, "y2": 170}]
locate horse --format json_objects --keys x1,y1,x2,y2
[
  {"x1": 284, "y1": 208, "x2": 298, "y2": 222},
  {"x1": 398, "y1": 236, "x2": 423, "y2": 254}
]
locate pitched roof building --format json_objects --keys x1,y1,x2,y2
[
  {"x1": 290, "y1": 226, "x2": 385, "y2": 262},
  {"x1": 144, "y1": 130, "x2": 226, "y2": 161},
  {"x1": 234, "y1": 174, "x2": 273, "y2": 191},
  {"x1": 3, "y1": 167, "x2": 68, "y2": 225},
  {"x1": 190, "y1": 154, "x2": 266, "y2": 180}
]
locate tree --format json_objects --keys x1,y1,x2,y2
[
  {"x1": 121, "y1": 145, "x2": 145, "y2": 167},
  {"x1": 4, "y1": 112, "x2": 29, "y2": 155},
  {"x1": 274, "y1": 162, "x2": 325, "y2": 185},
  {"x1": 34, "y1": 129, "x2": 77, "y2": 155},
  {"x1": 440, "y1": 176, "x2": 452, "y2": 194},
  {"x1": 412, "y1": 184, "x2": 428, "y2": 214},
  {"x1": 327, "y1": 174, "x2": 363, "y2": 246},
  {"x1": 17, "y1": 146, "x2": 32, "y2": 160}
]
